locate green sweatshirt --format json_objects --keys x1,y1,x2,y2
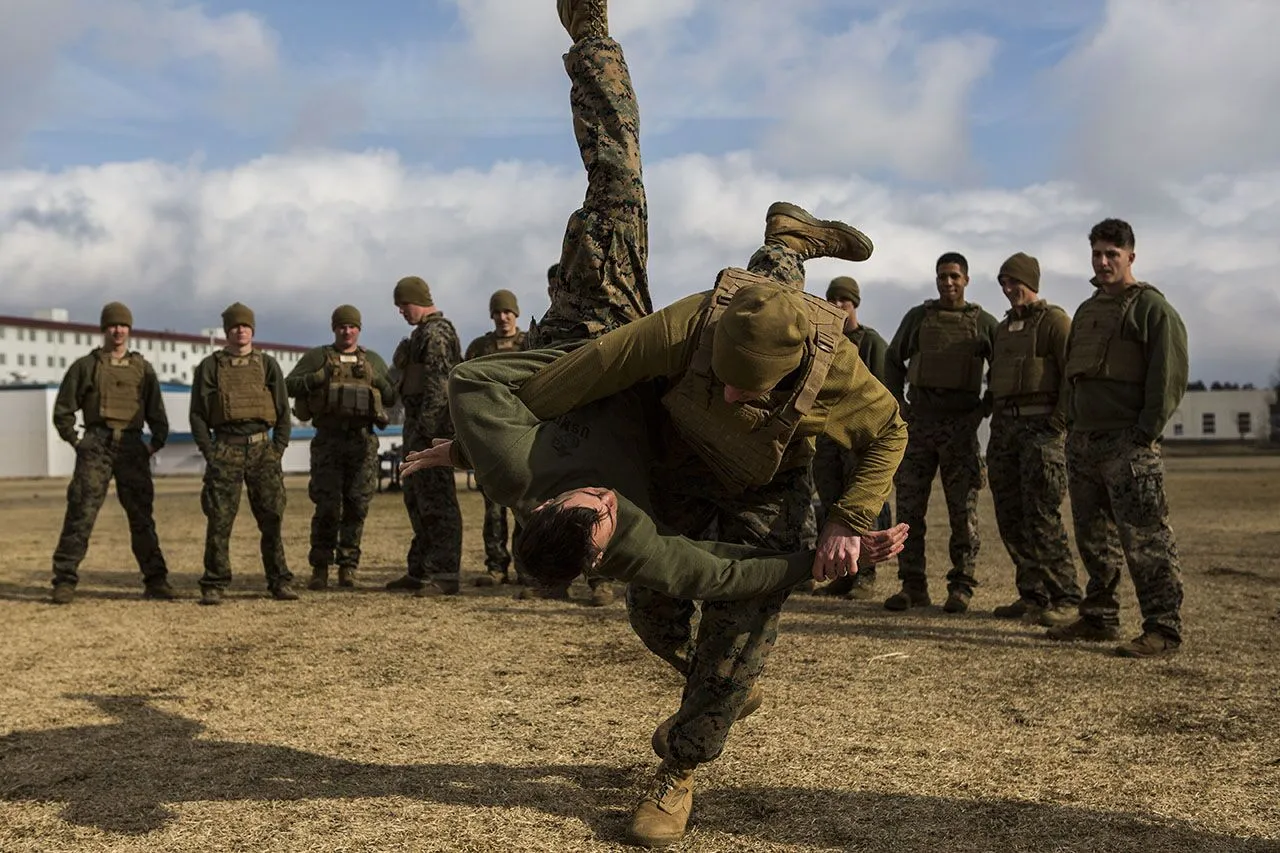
[
  {"x1": 285, "y1": 344, "x2": 397, "y2": 427},
  {"x1": 847, "y1": 325, "x2": 889, "y2": 384},
  {"x1": 447, "y1": 351, "x2": 816, "y2": 600},
  {"x1": 189, "y1": 349, "x2": 291, "y2": 457},
  {"x1": 885, "y1": 301, "x2": 999, "y2": 417},
  {"x1": 51, "y1": 349, "x2": 169, "y2": 450},
  {"x1": 1065, "y1": 284, "x2": 1189, "y2": 439},
  {"x1": 515, "y1": 293, "x2": 907, "y2": 534}
]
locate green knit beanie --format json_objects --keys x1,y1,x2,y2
[
  {"x1": 100, "y1": 301, "x2": 133, "y2": 329},
  {"x1": 826, "y1": 276, "x2": 861, "y2": 307},
  {"x1": 998, "y1": 252, "x2": 1041, "y2": 293},
  {"x1": 393, "y1": 275, "x2": 434, "y2": 307},
  {"x1": 711, "y1": 285, "x2": 811, "y2": 394},
  {"x1": 489, "y1": 289, "x2": 520, "y2": 317},
  {"x1": 331, "y1": 304, "x2": 362, "y2": 329},
  {"x1": 221, "y1": 302, "x2": 255, "y2": 332}
]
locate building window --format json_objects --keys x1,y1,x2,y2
[
  {"x1": 46, "y1": 331, "x2": 53, "y2": 342},
  {"x1": 59, "y1": 356, "x2": 66, "y2": 367},
  {"x1": 0, "y1": 353, "x2": 5, "y2": 365},
  {"x1": 58, "y1": 332, "x2": 65, "y2": 343},
  {"x1": 47, "y1": 356, "x2": 55, "y2": 367},
  {"x1": 1173, "y1": 423, "x2": 1184, "y2": 437},
  {"x1": 75, "y1": 332, "x2": 81, "y2": 345},
  {"x1": 1202, "y1": 413, "x2": 1216, "y2": 435},
  {"x1": 17, "y1": 354, "x2": 24, "y2": 366},
  {"x1": 0, "y1": 327, "x2": 5, "y2": 339},
  {"x1": 1237, "y1": 412, "x2": 1252, "y2": 435}
]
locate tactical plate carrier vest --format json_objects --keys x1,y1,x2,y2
[
  {"x1": 990, "y1": 302, "x2": 1064, "y2": 404},
  {"x1": 661, "y1": 267, "x2": 847, "y2": 494},
  {"x1": 92, "y1": 350, "x2": 146, "y2": 429},
  {"x1": 295, "y1": 348, "x2": 387, "y2": 427},
  {"x1": 1064, "y1": 284, "x2": 1152, "y2": 386},
  {"x1": 210, "y1": 351, "x2": 277, "y2": 426},
  {"x1": 906, "y1": 302, "x2": 985, "y2": 392}
]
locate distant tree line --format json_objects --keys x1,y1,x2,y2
[{"x1": 1186, "y1": 381, "x2": 1256, "y2": 391}]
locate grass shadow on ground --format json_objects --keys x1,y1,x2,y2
[{"x1": 2, "y1": 695, "x2": 1274, "y2": 852}]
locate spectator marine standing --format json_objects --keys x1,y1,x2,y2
[
  {"x1": 464, "y1": 289, "x2": 529, "y2": 587},
  {"x1": 190, "y1": 302, "x2": 297, "y2": 605},
  {"x1": 49, "y1": 301, "x2": 173, "y2": 604},
  {"x1": 386, "y1": 276, "x2": 464, "y2": 597},
  {"x1": 286, "y1": 305, "x2": 397, "y2": 591},
  {"x1": 985, "y1": 253, "x2": 1081, "y2": 626},
  {"x1": 883, "y1": 252, "x2": 999, "y2": 614}
]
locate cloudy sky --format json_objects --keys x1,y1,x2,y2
[{"x1": 2, "y1": 0, "x2": 1278, "y2": 383}]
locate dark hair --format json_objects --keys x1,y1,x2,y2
[
  {"x1": 936, "y1": 252, "x2": 969, "y2": 275},
  {"x1": 1088, "y1": 218, "x2": 1135, "y2": 250},
  {"x1": 514, "y1": 502, "x2": 600, "y2": 587},
  {"x1": 546, "y1": 263, "x2": 560, "y2": 284}
]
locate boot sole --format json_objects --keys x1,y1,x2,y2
[{"x1": 766, "y1": 201, "x2": 874, "y2": 262}]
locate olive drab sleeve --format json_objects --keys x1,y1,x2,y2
[
  {"x1": 1137, "y1": 293, "x2": 1189, "y2": 440},
  {"x1": 141, "y1": 362, "x2": 169, "y2": 451},
  {"x1": 883, "y1": 306, "x2": 923, "y2": 407},
  {"x1": 263, "y1": 355, "x2": 291, "y2": 451},
  {"x1": 517, "y1": 294, "x2": 705, "y2": 420},
  {"x1": 814, "y1": 348, "x2": 908, "y2": 533},
  {"x1": 284, "y1": 347, "x2": 329, "y2": 397},
  {"x1": 1043, "y1": 307, "x2": 1072, "y2": 430},
  {"x1": 189, "y1": 357, "x2": 216, "y2": 458},
  {"x1": 365, "y1": 350, "x2": 398, "y2": 409},
  {"x1": 51, "y1": 357, "x2": 94, "y2": 445},
  {"x1": 861, "y1": 328, "x2": 889, "y2": 385}
]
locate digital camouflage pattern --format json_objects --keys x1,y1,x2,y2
[
  {"x1": 1067, "y1": 429, "x2": 1184, "y2": 641},
  {"x1": 986, "y1": 416, "x2": 1080, "y2": 607},
  {"x1": 307, "y1": 429, "x2": 379, "y2": 573},
  {"x1": 199, "y1": 439, "x2": 292, "y2": 590},
  {"x1": 400, "y1": 315, "x2": 463, "y2": 588},
  {"x1": 526, "y1": 38, "x2": 652, "y2": 348},
  {"x1": 894, "y1": 413, "x2": 985, "y2": 594},
  {"x1": 52, "y1": 432, "x2": 168, "y2": 586}
]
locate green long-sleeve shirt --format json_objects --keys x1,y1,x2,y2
[
  {"x1": 885, "y1": 301, "x2": 1000, "y2": 417},
  {"x1": 447, "y1": 350, "x2": 815, "y2": 600},
  {"x1": 189, "y1": 349, "x2": 291, "y2": 457},
  {"x1": 285, "y1": 344, "x2": 397, "y2": 427},
  {"x1": 51, "y1": 349, "x2": 169, "y2": 450},
  {"x1": 847, "y1": 325, "x2": 889, "y2": 384},
  {"x1": 1065, "y1": 284, "x2": 1189, "y2": 439},
  {"x1": 516, "y1": 293, "x2": 907, "y2": 534}
]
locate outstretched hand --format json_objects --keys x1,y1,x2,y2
[
  {"x1": 859, "y1": 523, "x2": 909, "y2": 564},
  {"x1": 399, "y1": 439, "x2": 454, "y2": 477}
]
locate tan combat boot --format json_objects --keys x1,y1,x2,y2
[
  {"x1": 764, "y1": 201, "x2": 874, "y2": 263},
  {"x1": 337, "y1": 567, "x2": 356, "y2": 588},
  {"x1": 306, "y1": 570, "x2": 328, "y2": 591},
  {"x1": 1116, "y1": 631, "x2": 1181, "y2": 658},
  {"x1": 628, "y1": 761, "x2": 695, "y2": 849},
  {"x1": 558, "y1": 0, "x2": 608, "y2": 42}
]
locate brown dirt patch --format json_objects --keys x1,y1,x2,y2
[{"x1": 1, "y1": 458, "x2": 1278, "y2": 851}]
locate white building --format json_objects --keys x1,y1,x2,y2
[
  {"x1": 0, "y1": 308, "x2": 307, "y2": 386},
  {"x1": 1165, "y1": 388, "x2": 1275, "y2": 442}
]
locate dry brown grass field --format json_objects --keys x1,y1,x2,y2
[{"x1": 1, "y1": 457, "x2": 1278, "y2": 852}]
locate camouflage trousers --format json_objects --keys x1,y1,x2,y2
[
  {"x1": 307, "y1": 426, "x2": 379, "y2": 573},
  {"x1": 631, "y1": 462, "x2": 810, "y2": 768},
  {"x1": 200, "y1": 438, "x2": 291, "y2": 590},
  {"x1": 1067, "y1": 429, "x2": 1183, "y2": 641},
  {"x1": 51, "y1": 429, "x2": 167, "y2": 586},
  {"x1": 402, "y1": 422, "x2": 462, "y2": 587},
  {"x1": 483, "y1": 488, "x2": 529, "y2": 578},
  {"x1": 812, "y1": 435, "x2": 893, "y2": 578},
  {"x1": 894, "y1": 413, "x2": 985, "y2": 593},
  {"x1": 987, "y1": 415, "x2": 1080, "y2": 607}
]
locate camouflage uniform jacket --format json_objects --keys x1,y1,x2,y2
[{"x1": 397, "y1": 313, "x2": 462, "y2": 441}]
